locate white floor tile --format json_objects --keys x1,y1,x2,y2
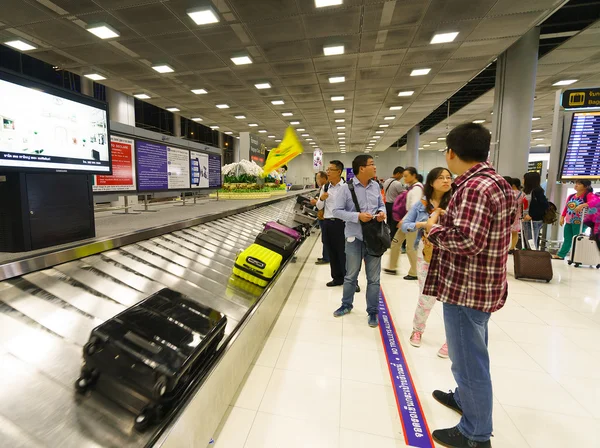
[
  {"x1": 276, "y1": 339, "x2": 342, "y2": 378},
  {"x1": 519, "y1": 342, "x2": 600, "y2": 380},
  {"x1": 254, "y1": 337, "x2": 285, "y2": 368},
  {"x1": 269, "y1": 314, "x2": 294, "y2": 339},
  {"x1": 213, "y1": 407, "x2": 256, "y2": 448},
  {"x1": 488, "y1": 340, "x2": 544, "y2": 372},
  {"x1": 339, "y1": 428, "x2": 407, "y2": 448},
  {"x1": 259, "y1": 369, "x2": 341, "y2": 424},
  {"x1": 494, "y1": 321, "x2": 572, "y2": 346},
  {"x1": 341, "y1": 345, "x2": 389, "y2": 386},
  {"x1": 287, "y1": 317, "x2": 343, "y2": 346},
  {"x1": 342, "y1": 322, "x2": 384, "y2": 352},
  {"x1": 554, "y1": 374, "x2": 600, "y2": 418},
  {"x1": 231, "y1": 365, "x2": 273, "y2": 411}
]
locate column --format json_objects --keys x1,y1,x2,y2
[
  {"x1": 406, "y1": 125, "x2": 419, "y2": 168},
  {"x1": 173, "y1": 113, "x2": 182, "y2": 137},
  {"x1": 490, "y1": 26, "x2": 540, "y2": 178},
  {"x1": 547, "y1": 90, "x2": 565, "y2": 241},
  {"x1": 238, "y1": 132, "x2": 251, "y2": 162},
  {"x1": 106, "y1": 87, "x2": 135, "y2": 126},
  {"x1": 80, "y1": 77, "x2": 93, "y2": 96}
]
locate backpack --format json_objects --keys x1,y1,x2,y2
[
  {"x1": 392, "y1": 184, "x2": 423, "y2": 221},
  {"x1": 542, "y1": 202, "x2": 558, "y2": 225}
]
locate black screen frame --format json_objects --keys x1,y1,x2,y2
[{"x1": 0, "y1": 68, "x2": 112, "y2": 176}]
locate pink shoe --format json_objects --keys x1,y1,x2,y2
[
  {"x1": 437, "y1": 342, "x2": 449, "y2": 359},
  {"x1": 409, "y1": 331, "x2": 422, "y2": 347}
]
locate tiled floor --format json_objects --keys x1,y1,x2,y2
[{"x1": 211, "y1": 238, "x2": 600, "y2": 448}]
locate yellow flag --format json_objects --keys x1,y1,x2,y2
[{"x1": 261, "y1": 127, "x2": 304, "y2": 176}]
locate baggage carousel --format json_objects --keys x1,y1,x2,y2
[{"x1": 0, "y1": 192, "x2": 318, "y2": 448}]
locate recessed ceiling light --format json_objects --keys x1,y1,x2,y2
[
  {"x1": 410, "y1": 68, "x2": 431, "y2": 76},
  {"x1": 324, "y1": 44, "x2": 344, "y2": 56},
  {"x1": 335, "y1": 119, "x2": 345, "y2": 123},
  {"x1": 297, "y1": 128, "x2": 306, "y2": 132},
  {"x1": 84, "y1": 73, "x2": 106, "y2": 81},
  {"x1": 255, "y1": 82, "x2": 272, "y2": 89},
  {"x1": 301, "y1": 133, "x2": 309, "y2": 137},
  {"x1": 329, "y1": 76, "x2": 345, "y2": 83},
  {"x1": 473, "y1": 119, "x2": 486, "y2": 124},
  {"x1": 271, "y1": 100, "x2": 285, "y2": 105},
  {"x1": 231, "y1": 55, "x2": 253, "y2": 65},
  {"x1": 532, "y1": 129, "x2": 543, "y2": 133},
  {"x1": 438, "y1": 137, "x2": 446, "y2": 140},
  {"x1": 532, "y1": 117, "x2": 541, "y2": 121},
  {"x1": 276, "y1": 139, "x2": 282, "y2": 142},
  {"x1": 536, "y1": 144, "x2": 545, "y2": 147},
  {"x1": 282, "y1": 112, "x2": 293, "y2": 117},
  {"x1": 389, "y1": 106, "x2": 403, "y2": 110},
  {"x1": 166, "y1": 107, "x2": 180, "y2": 112},
  {"x1": 375, "y1": 130, "x2": 384, "y2": 134},
  {"x1": 315, "y1": 0, "x2": 343, "y2": 7},
  {"x1": 373, "y1": 136, "x2": 381, "y2": 139},
  {"x1": 552, "y1": 79, "x2": 577, "y2": 86},
  {"x1": 534, "y1": 138, "x2": 544, "y2": 141},
  {"x1": 307, "y1": 138, "x2": 314, "y2": 141},
  {"x1": 331, "y1": 95, "x2": 344, "y2": 101},
  {"x1": 339, "y1": 137, "x2": 345, "y2": 140},
  {"x1": 259, "y1": 130, "x2": 267, "y2": 133},
  {"x1": 210, "y1": 125, "x2": 220, "y2": 129},
  {"x1": 235, "y1": 115, "x2": 246, "y2": 119},
  {"x1": 152, "y1": 64, "x2": 174, "y2": 73},
  {"x1": 429, "y1": 141, "x2": 437, "y2": 144},
  {"x1": 290, "y1": 121, "x2": 300, "y2": 125},
  {"x1": 4, "y1": 40, "x2": 37, "y2": 51},
  {"x1": 191, "y1": 89, "x2": 207, "y2": 94},
  {"x1": 268, "y1": 135, "x2": 275, "y2": 138},
  {"x1": 430, "y1": 31, "x2": 459, "y2": 44},
  {"x1": 370, "y1": 140, "x2": 376, "y2": 143},
  {"x1": 384, "y1": 116, "x2": 395, "y2": 120},
  {"x1": 334, "y1": 109, "x2": 345, "y2": 114},
  {"x1": 134, "y1": 93, "x2": 151, "y2": 99},
  {"x1": 424, "y1": 144, "x2": 431, "y2": 147},
  {"x1": 87, "y1": 24, "x2": 120, "y2": 39},
  {"x1": 192, "y1": 117, "x2": 203, "y2": 122},
  {"x1": 249, "y1": 123, "x2": 259, "y2": 127},
  {"x1": 379, "y1": 124, "x2": 389, "y2": 128},
  {"x1": 216, "y1": 104, "x2": 230, "y2": 109},
  {"x1": 337, "y1": 126, "x2": 346, "y2": 130},
  {"x1": 338, "y1": 132, "x2": 345, "y2": 135},
  {"x1": 225, "y1": 131, "x2": 233, "y2": 135},
  {"x1": 187, "y1": 6, "x2": 220, "y2": 25},
  {"x1": 398, "y1": 91, "x2": 414, "y2": 97}
]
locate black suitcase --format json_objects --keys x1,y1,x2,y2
[
  {"x1": 255, "y1": 228, "x2": 298, "y2": 260},
  {"x1": 75, "y1": 288, "x2": 227, "y2": 430}
]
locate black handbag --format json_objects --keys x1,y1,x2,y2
[{"x1": 348, "y1": 182, "x2": 391, "y2": 257}]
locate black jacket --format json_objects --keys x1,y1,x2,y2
[{"x1": 528, "y1": 187, "x2": 549, "y2": 221}]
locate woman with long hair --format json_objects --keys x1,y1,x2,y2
[
  {"x1": 522, "y1": 172, "x2": 548, "y2": 250},
  {"x1": 554, "y1": 180, "x2": 595, "y2": 260},
  {"x1": 401, "y1": 167, "x2": 453, "y2": 358}
]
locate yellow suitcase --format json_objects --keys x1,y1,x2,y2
[{"x1": 233, "y1": 244, "x2": 283, "y2": 287}]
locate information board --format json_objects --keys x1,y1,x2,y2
[
  {"x1": 137, "y1": 140, "x2": 169, "y2": 191},
  {"x1": 93, "y1": 136, "x2": 135, "y2": 192},
  {"x1": 209, "y1": 154, "x2": 222, "y2": 188},
  {"x1": 561, "y1": 111, "x2": 600, "y2": 180},
  {"x1": 167, "y1": 146, "x2": 190, "y2": 190},
  {"x1": 190, "y1": 150, "x2": 209, "y2": 188}
]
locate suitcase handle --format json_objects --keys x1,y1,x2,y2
[{"x1": 124, "y1": 331, "x2": 163, "y2": 354}]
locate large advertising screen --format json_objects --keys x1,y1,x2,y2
[
  {"x1": 93, "y1": 135, "x2": 135, "y2": 192},
  {"x1": 561, "y1": 111, "x2": 600, "y2": 180},
  {"x1": 0, "y1": 70, "x2": 110, "y2": 174}
]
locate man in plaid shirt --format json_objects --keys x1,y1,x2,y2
[{"x1": 424, "y1": 123, "x2": 516, "y2": 448}]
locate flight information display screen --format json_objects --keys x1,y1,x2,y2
[
  {"x1": 561, "y1": 111, "x2": 600, "y2": 180},
  {"x1": 0, "y1": 70, "x2": 111, "y2": 174}
]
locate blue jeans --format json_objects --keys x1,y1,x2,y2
[
  {"x1": 522, "y1": 220, "x2": 543, "y2": 250},
  {"x1": 341, "y1": 238, "x2": 381, "y2": 315},
  {"x1": 443, "y1": 303, "x2": 493, "y2": 442}
]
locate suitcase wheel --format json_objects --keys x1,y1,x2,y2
[
  {"x1": 574, "y1": 263, "x2": 581, "y2": 268},
  {"x1": 75, "y1": 367, "x2": 98, "y2": 394},
  {"x1": 153, "y1": 375, "x2": 168, "y2": 399},
  {"x1": 596, "y1": 265, "x2": 600, "y2": 270},
  {"x1": 134, "y1": 411, "x2": 151, "y2": 432},
  {"x1": 567, "y1": 260, "x2": 573, "y2": 265},
  {"x1": 546, "y1": 280, "x2": 550, "y2": 283},
  {"x1": 84, "y1": 337, "x2": 101, "y2": 356}
]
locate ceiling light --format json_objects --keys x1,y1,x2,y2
[
  {"x1": 534, "y1": 138, "x2": 544, "y2": 141},
  {"x1": 216, "y1": 104, "x2": 230, "y2": 109},
  {"x1": 438, "y1": 137, "x2": 446, "y2": 140},
  {"x1": 297, "y1": 128, "x2": 306, "y2": 131},
  {"x1": 84, "y1": 73, "x2": 106, "y2": 81},
  {"x1": 271, "y1": 100, "x2": 285, "y2": 105},
  {"x1": 532, "y1": 117, "x2": 541, "y2": 121},
  {"x1": 552, "y1": 79, "x2": 577, "y2": 86},
  {"x1": 370, "y1": 140, "x2": 376, "y2": 143},
  {"x1": 375, "y1": 130, "x2": 384, "y2": 134},
  {"x1": 282, "y1": 112, "x2": 293, "y2": 117},
  {"x1": 276, "y1": 139, "x2": 282, "y2": 142},
  {"x1": 225, "y1": 131, "x2": 233, "y2": 135},
  {"x1": 4, "y1": 40, "x2": 37, "y2": 51},
  {"x1": 134, "y1": 93, "x2": 151, "y2": 99},
  {"x1": 259, "y1": 130, "x2": 267, "y2": 133},
  {"x1": 335, "y1": 119, "x2": 345, "y2": 123},
  {"x1": 249, "y1": 123, "x2": 258, "y2": 127},
  {"x1": 166, "y1": 107, "x2": 180, "y2": 112},
  {"x1": 337, "y1": 126, "x2": 346, "y2": 130},
  {"x1": 290, "y1": 121, "x2": 300, "y2": 125},
  {"x1": 210, "y1": 125, "x2": 219, "y2": 129},
  {"x1": 379, "y1": 124, "x2": 389, "y2": 128},
  {"x1": 473, "y1": 119, "x2": 486, "y2": 124},
  {"x1": 255, "y1": 82, "x2": 272, "y2": 89},
  {"x1": 307, "y1": 138, "x2": 314, "y2": 141},
  {"x1": 429, "y1": 141, "x2": 437, "y2": 144},
  {"x1": 536, "y1": 144, "x2": 545, "y2": 147},
  {"x1": 152, "y1": 64, "x2": 174, "y2": 73},
  {"x1": 268, "y1": 135, "x2": 275, "y2": 138},
  {"x1": 301, "y1": 133, "x2": 309, "y2": 137},
  {"x1": 192, "y1": 117, "x2": 203, "y2": 122},
  {"x1": 424, "y1": 144, "x2": 431, "y2": 147},
  {"x1": 334, "y1": 109, "x2": 345, "y2": 114},
  {"x1": 235, "y1": 115, "x2": 246, "y2": 119},
  {"x1": 231, "y1": 55, "x2": 253, "y2": 65},
  {"x1": 389, "y1": 106, "x2": 403, "y2": 110},
  {"x1": 373, "y1": 136, "x2": 381, "y2": 139},
  {"x1": 430, "y1": 31, "x2": 459, "y2": 44},
  {"x1": 339, "y1": 137, "x2": 345, "y2": 140},
  {"x1": 191, "y1": 89, "x2": 207, "y2": 94},
  {"x1": 329, "y1": 76, "x2": 345, "y2": 83},
  {"x1": 87, "y1": 24, "x2": 120, "y2": 39},
  {"x1": 315, "y1": 0, "x2": 343, "y2": 7},
  {"x1": 324, "y1": 44, "x2": 344, "y2": 56},
  {"x1": 532, "y1": 129, "x2": 543, "y2": 133},
  {"x1": 187, "y1": 6, "x2": 220, "y2": 25},
  {"x1": 410, "y1": 68, "x2": 431, "y2": 76},
  {"x1": 338, "y1": 132, "x2": 345, "y2": 135},
  {"x1": 331, "y1": 95, "x2": 344, "y2": 101},
  {"x1": 384, "y1": 116, "x2": 395, "y2": 120},
  {"x1": 398, "y1": 91, "x2": 414, "y2": 97}
]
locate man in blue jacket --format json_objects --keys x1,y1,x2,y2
[{"x1": 332, "y1": 155, "x2": 386, "y2": 328}]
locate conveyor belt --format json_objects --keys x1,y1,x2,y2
[{"x1": 0, "y1": 196, "x2": 307, "y2": 447}]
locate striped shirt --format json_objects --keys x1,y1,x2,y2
[{"x1": 423, "y1": 162, "x2": 516, "y2": 313}]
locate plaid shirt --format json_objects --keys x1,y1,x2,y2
[{"x1": 423, "y1": 162, "x2": 516, "y2": 313}]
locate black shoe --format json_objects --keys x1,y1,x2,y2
[
  {"x1": 432, "y1": 390, "x2": 463, "y2": 415},
  {"x1": 432, "y1": 426, "x2": 491, "y2": 448},
  {"x1": 403, "y1": 275, "x2": 418, "y2": 281},
  {"x1": 355, "y1": 285, "x2": 361, "y2": 293},
  {"x1": 326, "y1": 281, "x2": 343, "y2": 287},
  {"x1": 315, "y1": 259, "x2": 330, "y2": 265},
  {"x1": 383, "y1": 268, "x2": 397, "y2": 275}
]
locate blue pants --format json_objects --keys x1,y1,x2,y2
[
  {"x1": 443, "y1": 303, "x2": 493, "y2": 442},
  {"x1": 341, "y1": 238, "x2": 381, "y2": 315}
]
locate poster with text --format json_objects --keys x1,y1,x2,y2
[
  {"x1": 137, "y1": 140, "x2": 168, "y2": 191},
  {"x1": 167, "y1": 146, "x2": 190, "y2": 189},
  {"x1": 209, "y1": 154, "x2": 222, "y2": 188},
  {"x1": 93, "y1": 136, "x2": 135, "y2": 192},
  {"x1": 190, "y1": 151, "x2": 209, "y2": 188}
]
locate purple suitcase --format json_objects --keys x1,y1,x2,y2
[{"x1": 264, "y1": 221, "x2": 301, "y2": 241}]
